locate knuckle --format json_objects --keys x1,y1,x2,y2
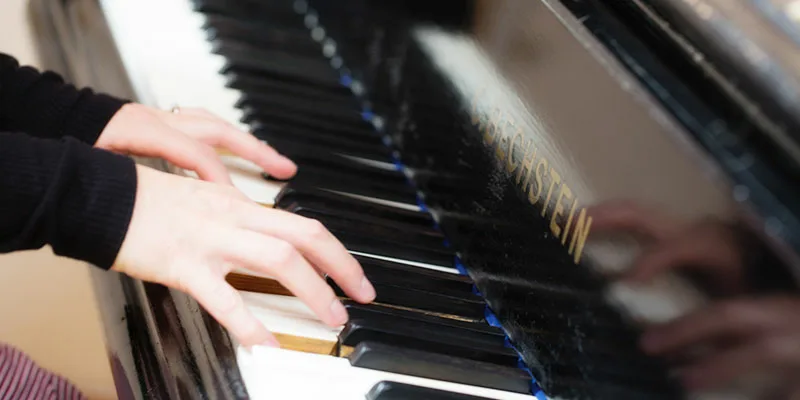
[
  {"x1": 211, "y1": 283, "x2": 239, "y2": 315},
  {"x1": 268, "y1": 241, "x2": 298, "y2": 269},
  {"x1": 303, "y1": 219, "x2": 329, "y2": 241},
  {"x1": 207, "y1": 192, "x2": 238, "y2": 214},
  {"x1": 237, "y1": 320, "x2": 264, "y2": 344}
]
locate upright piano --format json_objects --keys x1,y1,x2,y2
[{"x1": 27, "y1": 0, "x2": 800, "y2": 398}]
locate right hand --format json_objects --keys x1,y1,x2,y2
[
  {"x1": 589, "y1": 201, "x2": 749, "y2": 295},
  {"x1": 111, "y1": 165, "x2": 376, "y2": 347}
]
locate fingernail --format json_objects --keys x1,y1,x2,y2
[
  {"x1": 330, "y1": 300, "x2": 348, "y2": 325},
  {"x1": 361, "y1": 276, "x2": 376, "y2": 301}
]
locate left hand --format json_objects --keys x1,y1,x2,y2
[
  {"x1": 96, "y1": 103, "x2": 297, "y2": 184},
  {"x1": 641, "y1": 295, "x2": 800, "y2": 395}
]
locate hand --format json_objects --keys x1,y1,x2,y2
[
  {"x1": 641, "y1": 296, "x2": 800, "y2": 396},
  {"x1": 96, "y1": 103, "x2": 297, "y2": 184},
  {"x1": 112, "y1": 165, "x2": 376, "y2": 347},
  {"x1": 589, "y1": 201, "x2": 748, "y2": 294}
]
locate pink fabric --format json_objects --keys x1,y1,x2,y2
[{"x1": 0, "y1": 344, "x2": 86, "y2": 400}]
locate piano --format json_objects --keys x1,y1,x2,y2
[{"x1": 26, "y1": 0, "x2": 800, "y2": 398}]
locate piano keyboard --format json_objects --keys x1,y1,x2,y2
[{"x1": 97, "y1": 0, "x2": 545, "y2": 398}]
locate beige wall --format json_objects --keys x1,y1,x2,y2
[{"x1": 0, "y1": 1, "x2": 116, "y2": 399}]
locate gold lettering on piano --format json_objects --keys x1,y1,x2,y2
[
  {"x1": 467, "y1": 89, "x2": 593, "y2": 264},
  {"x1": 541, "y1": 168, "x2": 561, "y2": 218},
  {"x1": 516, "y1": 139, "x2": 536, "y2": 186},
  {"x1": 530, "y1": 158, "x2": 546, "y2": 204},
  {"x1": 505, "y1": 127, "x2": 523, "y2": 174},
  {"x1": 550, "y1": 182, "x2": 572, "y2": 240},
  {"x1": 495, "y1": 130, "x2": 509, "y2": 164},
  {"x1": 569, "y1": 208, "x2": 592, "y2": 264},
  {"x1": 562, "y1": 196, "x2": 578, "y2": 246}
]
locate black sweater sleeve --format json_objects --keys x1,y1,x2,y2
[
  {"x1": 0, "y1": 53, "x2": 128, "y2": 144},
  {"x1": 0, "y1": 53, "x2": 137, "y2": 269}
]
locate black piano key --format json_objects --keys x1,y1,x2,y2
[
  {"x1": 236, "y1": 90, "x2": 369, "y2": 129},
  {"x1": 278, "y1": 152, "x2": 408, "y2": 185},
  {"x1": 356, "y1": 256, "x2": 473, "y2": 296},
  {"x1": 329, "y1": 278, "x2": 484, "y2": 320},
  {"x1": 342, "y1": 301, "x2": 502, "y2": 336},
  {"x1": 246, "y1": 106, "x2": 378, "y2": 142},
  {"x1": 226, "y1": 68, "x2": 357, "y2": 105},
  {"x1": 274, "y1": 186, "x2": 436, "y2": 228},
  {"x1": 194, "y1": 0, "x2": 304, "y2": 26},
  {"x1": 348, "y1": 341, "x2": 532, "y2": 394},
  {"x1": 292, "y1": 211, "x2": 447, "y2": 253},
  {"x1": 275, "y1": 188, "x2": 445, "y2": 231},
  {"x1": 367, "y1": 381, "x2": 495, "y2": 400},
  {"x1": 334, "y1": 230, "x2": 457, "y2": 269},
  {"x1": 338, "y1": 315, "x2": 517, "y2": 366},
  {"x1": 251, "y1": 119, "x2": 383, "y2": 152},
  {"x1": 254, "y1": 127, "x2": 393, "y2": 162},
  {"x1": 216, "y1": 40, "x2": 338, "y2": 86},
  {"x1": 269, "y1": 167, "x2": 418, "y2": 206}
]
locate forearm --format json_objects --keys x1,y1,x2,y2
[
  {"x1": 0, "y1": 53, "x2": 128, "y2": 143},
  {"x1": 0, "y1": 132, "x2": 137, "y2": 268}
]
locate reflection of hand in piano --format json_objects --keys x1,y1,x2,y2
[
  {"x1": 109, "y1": 162, "x2": 376, "y2": 348},
  {"x1": 592, "y1": 201, "x2": 800, "y2": 395},
  {"x1": 642, "y1": 295, "x2": 800, "y2": 397},
  {"x1": 589, "y1": 201, "x2": 748, "y2": 295}
]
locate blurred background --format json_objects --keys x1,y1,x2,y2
[{"x1": 0, "y1": 1, "x2": 116, "y2": 398}]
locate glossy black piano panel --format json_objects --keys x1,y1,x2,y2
[{"x1": 308, "y1": 0, "x2": 800, "y2": 398}]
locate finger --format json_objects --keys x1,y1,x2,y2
[
  {"x1": 234, "y1": 206, "x2": 375, "y2": 304},
  {"x1": 180, "y1": 268, "x2": 279, "y2": 347},
  {"x1": 624, "y1": 224, "x2": 745, "y2": 288},
  {"x1": 641, "y1": 299, "x2": 778, "y2": 355},
  {"x1": 678, "y1": 337, "x2": 797, "y2": 390},
  {"x1": 150, "y1": 132, "x2": 233, "y2": 185},
  {"x1": 164, "y1": 113, "x2": 297, "y2": 179},
  {"x1": 219, "y1": 229, "x2": 349, "y2": 327},
  {"x1": 212, "y1": 130, "x2": 297, "y2": 180}
]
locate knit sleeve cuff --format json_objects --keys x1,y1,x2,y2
[
  {"x1": 63, "y1": 92, "x2": 130, "y2": 145},
  {"x1": 53, "y1": 141, "x2": 137, "y2": 269}
]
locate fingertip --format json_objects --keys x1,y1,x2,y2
[
  {"x1": 261, "y1": 333, "x2": 281, "y2": 348},
  {"x1": 328, "y1": 299, "x2": 349, "y2": 326},
  {"x1": 265, "y1": 158, "x2": 297, "y2": 180},
  {"x1": 359, "y1": 276, "x2": 376, "y2": 303}
]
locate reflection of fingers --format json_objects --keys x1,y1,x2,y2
[
  {"x1": 219, "y1": 230, "x2": 349, "y2": 327},
  {"x1": 234, "y1": 206, "x2": 375, "y2": 304},
  {"x1": 624, "y1": 225, "x2": 744, "y2": 288},
  {"x1": 641, "y1": 299, "x2": 778, "y2": 355},
  {"x1": 181, "y1": 269, "x2": 278, "y2": 347},
  {"x1": 679, "y1": 337, "x2": 796, "y2": 390},
  {"x1": 587, "y1": 201, "x2": 677, "y2": 241}
]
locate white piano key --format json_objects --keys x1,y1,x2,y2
[
  {"x1": 100, "y1": 0, "x2": 246, "y2": 128},
  {"x1": 242, "y1": 292, "x2": 341, "y2": 343},
  {"x1": 237, "y1": 346, "x2": 537, "y2": 400}
]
